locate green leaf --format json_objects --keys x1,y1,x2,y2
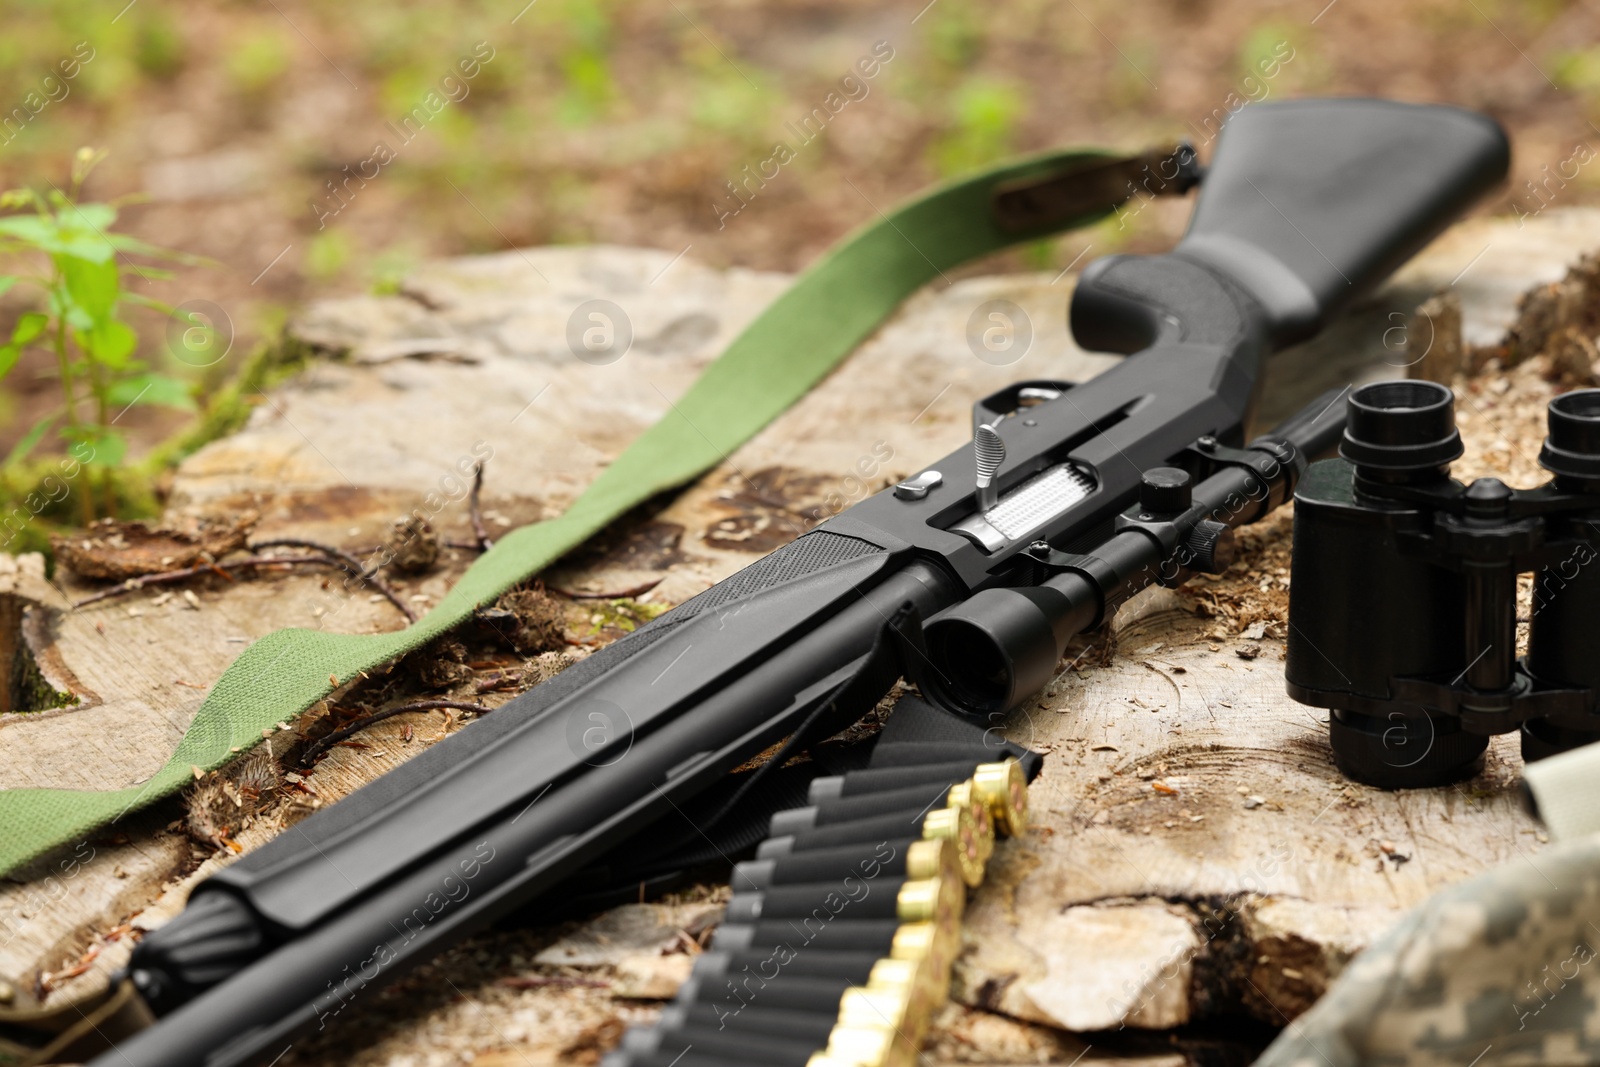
[
  {"x1": 59, "y1": 255, "x2": 119, "y2": 322},
  {"x1": 85, "y1": 320, "x2": 137, "y2": 368},
  {"x1": 64, "y1": 425, "x2": 127, "y2": 469},
  {"x1": 121, "y1": 293, "x2": 177, "y2": 315},
  {"x1": 0, "y1": 275, "x2": 17, "y2": 299},
  {"x1": 59, "y1": 202, "x2": 116, "y2": 232},
  {"x1": 4, "y1": 413, "x2": 58, "y2": 466},
  {"x1": 107, "y1": 372, "x2": 195, "y2": 412},
  {"x1": 0, "y1": 215, "x2": 59, "y2": 245},
  {"x1": 0, "y1": 344, "x2": 17, "y2": 381},
  {"x1": 0, "y1": 215, "x2": 113, "y2": 261},
  {"x1": 106, "y1": 233, "x2": 208, "y2": 265},
  {"x1": 10, "y1": 312, "x2": 48, "y2": 347},
  {"x1": 63, "y1": 307, "x2": 94, "y2": 334},
  {"x1": 54, "y1": 234, "x2": 117, "y2": 262}
]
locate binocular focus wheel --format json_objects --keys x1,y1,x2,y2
[
  {"x1": 1328, "y1": 710, "x2": 1488, "y2": 790},
  {"x1": 1521, "y1": 719, "x2": 1600, "y2": 764}
]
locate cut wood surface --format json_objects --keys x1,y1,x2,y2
[{"x1": 2, "y1": 209, "x2": 1599, "y2": 1065}]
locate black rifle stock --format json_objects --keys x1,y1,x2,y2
[{"x1": 106, "y1": 99, "x2": 1507, "y2": 1067}]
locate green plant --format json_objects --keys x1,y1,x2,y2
[
  {"x1": 305, "y1": 228, "x2": 352, "y2": 282},
  {"x1": 930, "y1": 79, "x2": 1024, "y2": 177},
  {"x1": 135, "y1": 13, "x2": 187, "y2": 80},
  {"x1": 1553, "y1": 46, "x2": 1600, "y2": 95},
  {"x1": 0, "y1": 148, "x2": 201, "y2": 522},
  {"x1": 224, "y1": 30, "x2": 291, "y2": 102},
  {"x1": 923, "y1": 3, "x2": 984, "y2": 73}
]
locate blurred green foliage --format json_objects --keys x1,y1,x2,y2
[
  {"x1": 225, "y1": 29, "x2": 292, "y2": 103},
  {"x1": 305, "y1": 229, "x2": 352, "y2": 282},
  {"x1": 134, "y1": 13, "x2": 186, "y2": 81},
  {"x1": 931, "y1": 80, "x2": 1024, "y2": 176},
  {"x1": 922, "y1": 4, "x2": 983, "y2": 75},
  {"x1": 1554, "y1": 46, "x2": 1600, "y2": 95},
  {"x1": 0, "y1": 0, "x2": 1589, "y2": 546}
]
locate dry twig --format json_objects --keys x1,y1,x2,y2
[
  {"x1": 73, "y1": 543, "x2": 419, "y2": 623},
  {"x1": 299, "y1": 699, "x2": 489, "y2": 765},
  {"x1": 250, "y1": 538, "x2": 417, "y2": 621},
  {"x1": 72, "y1": 555, "x2": 310, "y2": 609},
  {"x1": 469, "y1": 460, "x2": 494, "y2": 552},
  {"x1": 549, "y1": 577, "x2": 665, "y2": 600}
]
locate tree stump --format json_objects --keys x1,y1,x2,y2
[{"x1": 4, "y1": 208, "x2": 1600, "y2": 1065}]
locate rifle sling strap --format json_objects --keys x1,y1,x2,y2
[{"x1": 0, "y1": 145, "x2": 1174, "y2": 1048}]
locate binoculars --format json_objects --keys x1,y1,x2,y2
[{"x1": 1286, "y1": 380, "x2": 1600, "y2": 788}]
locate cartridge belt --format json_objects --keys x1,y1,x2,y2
[{"x1": 602, "y1": 722, "x2": 1038, "y2": 1067}]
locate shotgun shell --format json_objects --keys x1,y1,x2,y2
[
  {"x1": 770, "y1": 782, "x2": 967, "y2": 839},
  {"x1": 837, "y1": 985, "x2": 914, "y2": 1033},
  {"x1": 920, "y1": 803, "x2": 986, "y2": 887},
  {"x1": 738, "y1": 838, "x2": 935, "y2": 892},
  {"x1": 974, "y1": 759, "x2": 1028, "y2": 837},
  {"x1": 888, "y1": 921, "x2": 939, "y2": 963},
  {"x1": 685, "y1": 973, "x2": 863, "y2": 1017},
  {"x1": 894, "y1": 875, "x2": 964, "y2": 928},
  {"x1": 712, "y1": 918, "x2": 901, "y2": 957},
  {"x1": 691, "y1": 947, "x2": 883, "y2": 984},
  {"x1": 661, "y1": 1000, "x2": 839, "y2": 1043},
  {"x1": 870, "y1": 951, "x2": 949, "y2": 1012},
  {"x1": 807, "y1": 760, "x2": 984, "y2": 803},
  {"x1": 904, "y1": 836, "x2": 959, "y2": 884},
  {"x1": 889, "y1": 920, "x2": 957, "y2": 991},
  {"x1": 867, "y1": 956, "x2": 921, "y2": 990},
  {"x1": 859, "y1": 957, "x2": 938, "y2": 1033},
  {"x1": 947, "y1": 780, "x2": 995, "y2": 863},
  {"x1": 766, "y1": 807, "x2": 964, "y2": 857},
  {"x1": 826, "y1": 1021, "x2": 915, "y2": 1067},
  {"x1": 723, "y1": 861, "x2": 961, "y2": 925}
]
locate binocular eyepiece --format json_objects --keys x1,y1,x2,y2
[{"x1": 1286, "y1": 380, "x2": 1600, "y2": 789}]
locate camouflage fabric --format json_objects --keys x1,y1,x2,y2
[
  {"x1": 1524, "y1": 743, "x2": 1600, "y2": 842},
  {"x1": 1254, "y1": 831, "x2": 1600, "y2": 1067}
]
